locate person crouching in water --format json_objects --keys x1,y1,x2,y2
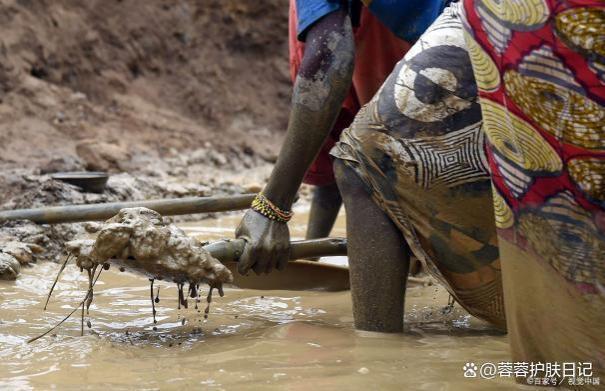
[{"x1": 236, "y1": 1, "x2": 506, "y2": 332}]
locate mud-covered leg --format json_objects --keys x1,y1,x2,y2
[
  {"x1": 334, "y1": 160, "x2": 410, "y2": 332},
  {"x1": 306, "y1": 183, "x2": 342, "y2": 243}
]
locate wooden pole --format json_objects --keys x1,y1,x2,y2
[
  {"x1": 0, "y1": 194, "x2": 256, "y2": 224},
  {"x1": 211, "y1": 238, "x2": 350, "y2": 291},
  {"x1": 203, "y1": 237, "x2": 347, "y2": 263}
]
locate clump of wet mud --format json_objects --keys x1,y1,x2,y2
[
  {"x1": 0, "y1": 241, "x2": 44, "y2": 280},
  {"x1": 31, "y1": 207, "x2": 232, "y2": 342},
  {"x1": 67, "y1": 207, "x2": 232, "y2": 288}
]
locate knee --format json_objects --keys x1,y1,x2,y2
[
  {"x1": 333, "y1": 159, "x2": 352, "y2": 192},
  {"x1": 333, "y1": 159, "x2": 366, "y2": 197}
]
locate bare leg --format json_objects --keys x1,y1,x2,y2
[
  {"x1": 334, "y1": 160, "x2": 410, "y2": 332},
  {"x1": 306, "y1": 182, "x2": 342, "y2": 240}
]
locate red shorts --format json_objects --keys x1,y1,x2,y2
[{"x1": 289, "y1": 0, "x2": 410, "y2": 186}]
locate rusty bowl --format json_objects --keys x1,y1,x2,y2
[{"x1": 51, "y1": 171, "x2": 109, "y2": 193}]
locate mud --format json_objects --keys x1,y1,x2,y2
[
  {"x1": 0, "y1": 252, "x2": 20, "y2": 280},
  {"x1": 0, "y1": 0, "x2": 291, "y2": 173},
  {"x1": 66, "y1": 207, "x2": 232, "y2": 288},
  {"x1": 0, "y1": 241, "x2": 43, "y2": 280},
  {"x1": 291, "y1": 21, "x2": 356, "y2": 114},
  {"x1": 292, "y1": 23, "x2": 354, "y2": 112},
  {"x1": 40, "y1": 207, "x2": 234, "y2": 336}
]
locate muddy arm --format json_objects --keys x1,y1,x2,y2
[
  {"x1": 235, "y1": 9, "x2": 355, "y2": 275},
  {"x1": 262, "y1": 10, "x2": 355, "y2": 209}
]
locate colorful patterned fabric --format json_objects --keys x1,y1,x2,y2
[
  {"x1": 289, "y1": 0, "x2": 410, "y2": 185},
  {"x1": 331, "y1": 3, "x2": 506, "y2": 329},
  {"x1": 462, "y1": 0, "x2": 605, "y2": 383},
  {"x1": 294, "y1": 0, "x2": 450, "y2": 42}
]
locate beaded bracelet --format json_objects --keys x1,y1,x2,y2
[{"x1": 251, "y1": 193, "x2": 293, "y2": 223}]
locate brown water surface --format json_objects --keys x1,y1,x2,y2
[{"x1": 0, "y1": 210, "x2": 527, "y2": 390}]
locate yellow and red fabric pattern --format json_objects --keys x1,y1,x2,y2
[{"x1": 462, "y1": 0, "x2": 605, "y2": 380}]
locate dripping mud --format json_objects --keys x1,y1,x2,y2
[
  {"x1": 28, "y1": 207, "x2": 232, "y2": 343},
  {"x1": 0, "y1": 211, "x2": 516, "y2": 390}
]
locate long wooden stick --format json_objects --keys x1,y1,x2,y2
[
  {"x1": 207, "y1": 238, "x2": 349, "y2": 292},
  {"x1": 203, "y1": 237, "x2": 347, "y2": 262},
  {"x1": 0, "y1": 194, "x2": 255, "y2": 224}
]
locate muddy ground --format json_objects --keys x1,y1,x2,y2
[
  {"x1": 0, "y1": 0, "x2": 301, "y2": 278},
  {"x1": 0, "y1": 0, "x2": 290, "y2": 171}
]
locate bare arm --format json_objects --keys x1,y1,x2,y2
[
  {"x1": 236, "y1": 9, "x2": 355, "y2": 275},
  {"x1": 264, "y1": 9, "x2": 355, "y2": 208}
]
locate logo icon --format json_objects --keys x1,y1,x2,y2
[{"x1": 463, "y1": 363, "x2": 478, "y2": 378}]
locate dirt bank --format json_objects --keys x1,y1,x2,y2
[{"x1": 0, "y1": 0, "x2": 290, "y2": 171}]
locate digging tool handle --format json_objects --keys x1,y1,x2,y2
[
  {"x1": 203, "y1": 238, "x2": 347, "y2": 263},
  {"x1": 0, "y1": 194, "x2": 256, "y2": 224}
]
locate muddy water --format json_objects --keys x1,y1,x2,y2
[{"x1": 0, "y1": 209, "x2": 526, "y2": 390}]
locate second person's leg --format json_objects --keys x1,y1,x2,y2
[
  {"x1": 305, "y1": 183, "x2": 342, "y2": 240},
  {"x1": 334, "y1": 159, "x2": 410, "y2": 332}
]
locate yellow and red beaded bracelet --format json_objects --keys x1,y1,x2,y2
[{"x1": 251, "y1": 193, "x2": 293, "y2": 223}]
